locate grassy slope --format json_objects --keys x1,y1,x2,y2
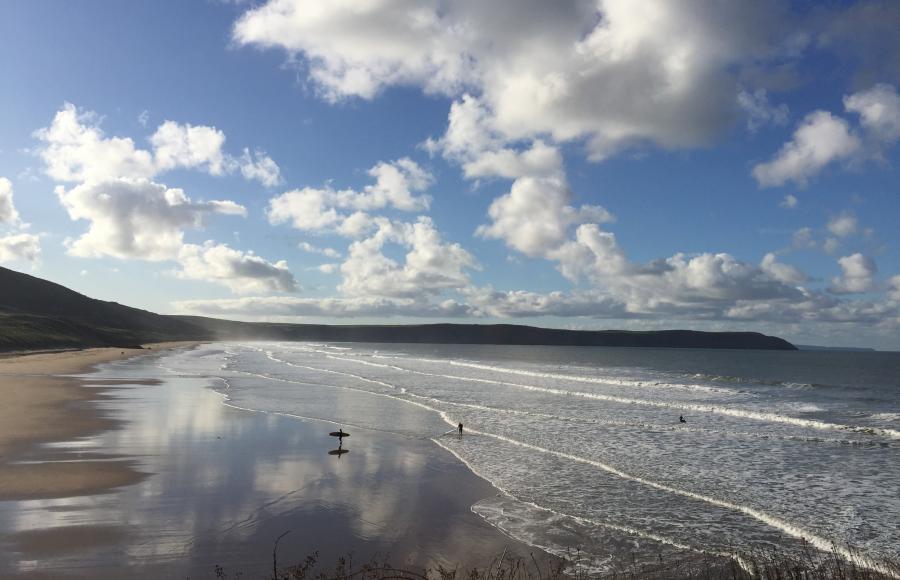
[{"x1": 0, "y1": 267, "x2": 207, "y2": 350}]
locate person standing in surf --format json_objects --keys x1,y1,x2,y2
[{"x1": 458, "y1": 422, "x2": 463, "y2": 435}]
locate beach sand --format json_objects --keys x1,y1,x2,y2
[
  {"x1": 0, "y1": 343, "x2": 196, "y2": 501},
  {"x1": 0, "y1": 344, "x2": 544, "y2": 578}
]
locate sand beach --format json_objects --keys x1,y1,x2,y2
[{"x1": 0, "y1": 343, "x2": 538, "y2": 578}]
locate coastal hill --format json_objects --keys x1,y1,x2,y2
[{"x1": 0, "y1": 266, "x2": 797, "y2": 351}]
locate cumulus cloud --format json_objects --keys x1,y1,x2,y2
[
  {"x1": 35, "y1": 104, "x2": 156, "y2": 183},
  {"x1": 35, "y1": 103, "x2": 281, "y2": 187},
  {"x1": 0, "y1": 233, "x2": 41, "y2": 264},
  {"x1": 150, "y1": 121, "x2": 231, "y2": 175},
  {"x1": 830, "y1": 253, "x2": 877, "y2": 294},
  {"x1": 827, "y1": 211, "x2": 858, "y2": 238},
  {"x1": 792, "y1": 227, "x2": 816, "y2": 249},
  {"x1": 298, "y1": 242, "x2": 341, "y2": 258},
  {"x1": 235, "y1": 0, "x2": 789, "y2": 160},
  {"x1": 844, "y1": 83, "x2": 900, "y2": 145},
  {"x1": 477, "y1": 177, "x2": 613, "y2": 257},
  {"x1": 888, "y1": 275, "x2": 900, "y2": 302},
  {"x1": 173, "y1": 295, "x2": 475, "y2": 318},
  {"x1": 754, "y1": 84, "x2": 900, "y2": 187},
  {"x1": 175, "y1": 242, "x2": 298, "y2": 294},
  {"x1": 338, "y1": 217, "x2": 477, "y2": 299},
  {"x1": 0, "y1": 177, "x2": 20, "y2": 225},
  {"x1": 738, "y1": 88, "x2": 789, "y2": 132},
  {"x1": 723, "y1": 287, "x2": 897, "y2": 325},
  {"x1": 779, "y1": 194, "x2": 798, "y2": 208},
  {"x1": 238, "y1": 148, "x2": 282, "y2": 187},
  {"x1": 752, "y1": 111, "x2": 861, "y2": 187},
  {"x1": 0, "y1": 178, "x2": 40, "y2": 264},
  {"x1": 56, "y1": 178, "x2": 247, "y2": 261},
  {"x1": 32, "y1": 105, "x2": 297, "y2": 294},
  {"x1": 464, "y1": 287, "x2": 629, "y2": 319},
  {"x1": 317, "y1": 263, "x2": 339, "y2": 274},
  {"x1": 425, "y1": 95, "x2": 564, "y2": 180},
  {"x1": 267, "y1": 158, "x2": 432, "y2": 235},
  {"x1": 760, "y1": 252, "x2": 808, "y2": 284}
]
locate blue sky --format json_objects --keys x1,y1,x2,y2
[{"x1": 1, "y1": 0, "x2": 899, "y2": 349}]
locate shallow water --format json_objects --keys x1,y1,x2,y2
[
  {"x1": 175, "y1": 341, "x2": 900, "y2": 574},
  {"x1": 0, "y1": 349, "x2": 525, "y2": 578}
]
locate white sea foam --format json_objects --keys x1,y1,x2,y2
[
  {"x1": 312, "y1": 351, "x2": 900, "y2": 441},
  {"x1": 202, "y1": 342, "x2": 900, "y2": 575}
]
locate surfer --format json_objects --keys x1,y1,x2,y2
[
  {"x1": 679, "y1": 415, "x2": 686, "y2": 423},
  {"x1": 458, "y1": 422, "x2": 464, "y2": 435}
]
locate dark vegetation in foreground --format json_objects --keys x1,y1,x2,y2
[
  {"x1": 0, "y1": 266, "x2": 796, "y2": 351},
  {"x1": 211, "y1": 542, "x2": 900, "y2": 580}
]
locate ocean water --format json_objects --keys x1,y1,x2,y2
[{"x1": 161, "y1": 342, "x2": 900, "y2": 574}]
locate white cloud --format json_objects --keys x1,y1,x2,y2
[
  {"x1": 844, "y1": 83, "x2": 900, "y2": 144},
  {"x1": 0, "y1": 233, "x2": 40, "y2": 264},
  {"x1": 0, "y1": 177, "x2": 20, "y2": 225},
  {"x1": 752, "y1": 111, "x2": 861, "y2": 187},
  {"x1": 361, "y1": 158, "x2": 433, "y2": 211},
  {"x1": 317, "y1": 263, "x2": 338, "y2": 274},
  {"x1": 888, "y1": 275, "x2": 900, "y2": 302},
  {"x1": 779, "y1": 194, "x2": 798, "y2": 208},
  {"x1": 548, "y1": 224, "x2": 629, "y2": 282},
  {"x1": 36, "y1": 103, "x2": 281, "y2": 187},
  {"x1": 760, "y1": 252, "x2": 807, "y2": 285},
  {"x1": 267, "y1": 158, "x2": 432, "y2": 235},
  {"x1": 823, "y1": 237, "x2": 841, "y2": 255},
  {"x1": 830, "y1": 253, "x2": 877, "y2": 294},
  {"x1": 338, "y1": 217, "x2": 477, "y2": 299},
  {"x1": 173, "y1": 295, "x2": 475, "y2": 318},
  {"x1": 35, "y1": 103, "x2": 156, "y2": 183},
  {"x1": 477, "y1": 176, "x2": 613, "y2": 257},
  {"x1": 238, "y1": 148, "x2": 282, "y2": 187},
  {"x1": 175, "y1": 242, "x2": 298, "y2": 294},
  {"x1": 56, "y1": 178, "x2": 247, "y2": 261},
  {"x1": 792, "y1": 227, "x2": 816, "y2": 249},
  {"x1": 738, "y1": 88, "x2": 789, "y2": 132},
  {"x1": 754, "y1": 84, "x2": 900, "y2": 187},
  {"x1": 425, "y1": 95, "x2": 564, "y2": 180},
  {"x1": 827, "y1": 211, "x2": 858, "y2": 238},
  {"x1": 268, "y1": 187, "x2": 342, "y2": 231},
  {"x1": 149, "y1": 121, "x2": 230, "y2": 175},
  {"x1": 298, "y1": 242, "x2": 341, "y2": 258},
  {"x1": 616, "y1": 252, "x2": 804, "y2": 314},
  {"x1": 235, "y1": 0, "x2": 787, "y2": 159},
  {"x1": 0, "y1": 178, "x2": 40, "y2": 264},
  {"x1": 465, "y1": 286, "x2": 629, "y2": 319}
]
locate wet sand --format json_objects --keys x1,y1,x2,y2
[
  {"x1": 0, "y1": 345, "x2": 544, "y2": 578},
  {"x1": 0, "y1": 343, "x2": 196, "y2": 501}
]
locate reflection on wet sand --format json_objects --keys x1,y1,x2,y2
[{"x1": 0, "y1": 351, "x2": 533, "y2": 578}]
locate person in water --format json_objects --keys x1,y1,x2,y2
[
  {"x1": 679, "y1": 415, "x2": 686, "y2": 423},
  {"x1": 458, "y1": 422, "x2": 464, "y2": 435}
]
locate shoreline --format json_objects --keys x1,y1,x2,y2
[
  {"x1": 0, "y1": 342, "x2": 547, "y2": 577},
  {"x1": 0, "y1": 342, "x2": 199, "y2": 501}
]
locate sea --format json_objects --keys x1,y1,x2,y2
[{"x1": 161, "y1": 341, "x2": 900, "y2": 574}]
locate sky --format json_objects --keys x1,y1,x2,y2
[{"x1": 1, "y1": 0, "x2": 899, "y2": 350}]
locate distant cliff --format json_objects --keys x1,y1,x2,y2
[
  {"x1": 0, "y1": 266, "x2": 797, "y2": 352},
  {"x1": 176, "y1": 317, "x2": 798, "y2": 350}
]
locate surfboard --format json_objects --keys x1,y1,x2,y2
[
  {"x1": 329, "y1": 431, "x2": 350, "y2": 437},
  {"x1": 328, "y1": 449, "x2": 349, "y2": 455}
]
